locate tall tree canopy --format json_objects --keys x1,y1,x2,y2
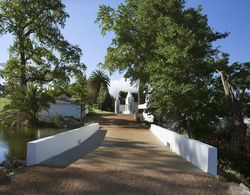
[
  {"x1": 215, "y1": 57, "x2": 250, "y2": 148},
  {"x1": 97, "y1": 0, "x2": 228, "y2": 139},
  {"x1": 147, "y1": 2, "x2": 228, "y2": 138},
  {"x1": 0, "y1": 0, "x2": 85, "y2": 89},
  {"x1": 96, "y1": 0, "x2": 161, "y2": 103},
  {"x1": 97, "y1": 84, "x2": 106, "y2": 109},
  {"x1": 70, "y1": 73, "x2": 89, "y2": 120},
  {"x1": 88, "y1": 70, "x2": 110, "y2": 104},
  {"x1": 0, "y1": 82, "x2": 54, "y2": 126}
]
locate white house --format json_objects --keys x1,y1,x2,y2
[
  {"x1": 115, "y1": 91, "x2": 138, "y2": 114},
  {"x1": 40, "y1": 95, "x2": 86, "y2": 119}
]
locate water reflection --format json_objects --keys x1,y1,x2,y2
[
  {"x1": 0, "y1": 140, "x2": 8, "y2": 162},
  {"x1": 0, "y1": 127, "x2": 67, "y2": 162}
]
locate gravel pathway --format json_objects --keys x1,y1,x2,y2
[{"x1": 0, "y1": 114, "x2": 229, "y2": 195}]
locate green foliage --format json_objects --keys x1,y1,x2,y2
[
  {"x1": 97, "y1": 84, "x2": 106, "y2": 109},
  {"x1": 219, "y1": 144, "x2": 250, "y2": 184},
  {"x1": 221, "y1": 168, "x2": 250, "y2": 187},
  {"x1": 98, "y1": 0, "x2": 227, "y2": 137},
  {"x1": 216, "y1": 58, "x2": 250, "y2": 117},
  {"x1": 70, "y1": 74, "x2": 89, "y2": 102},
  {"x1": 101, "y1": 92, "x2": 115, "y2": 112},
  {"x1": 96, "y1": 0, "x2": 159, "y2": 103},
  {"x1": 0, "y1": 82, "x2": 54, "y2": 126},
  {"x1": 0, "y1": 0, "x2": 85, "y2": 89},
  {"x1": 70, "y1": 74, "x2": 90, "y2": 120},
  {"x1": 247, "y1": 128, "x2": 250, "y2": 137},
  {"x1": 148, "y1": 3, "x2": 227, "y2": 138},
  {"x1": 88, "y1": 70, "x2": 110, "y2": 104},
  {"x1": 96, "y1": 0, "x2": 162, "y2": 82},
  {"x1": 89, "y1": 106, "x2": 113, "y2": 116},
  {"x1": 54, "y1": 115, "x2": 62, "y2": 128},
  {"x1": 0, "y1": 97, "x2": 9, "y2": 111},
  {"x1": 215, "y1": 56, "x2": 250, "y2": 147},
  {"x1": 96, "y1": 0, "x2": 250, "y2": 182}
]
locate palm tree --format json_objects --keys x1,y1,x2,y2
[
  {"x1": 88, "y1": 70, "x2": 110, "y2": 104},
  {"x1": 0, "y1": 82, "x2": 54, "y2": 127}
]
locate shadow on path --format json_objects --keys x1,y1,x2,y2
[
  {"x1": 40, "y1": 130, "x2": 107, "y2": 168},
  {"x1": 0, "y1": 115, "x2": 230, "y2": 195}
]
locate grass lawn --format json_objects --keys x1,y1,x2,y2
[
  {"x1": 0, "y1": 97, "x2": 10, "y2": 111},
  {"x1": 89, "y1": 107, "x2": 114, "y2": 116}
]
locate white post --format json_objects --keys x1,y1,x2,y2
[
  {"x1": 125, "y1": 92, "x2": 133, "y2": 114},
  {"x1": 115, "y1": 97, "x2": 120, "y2": 114}
]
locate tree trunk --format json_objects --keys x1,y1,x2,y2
[
  {"x1": 19, "y1": 34, "x2": 27, "y2": 87},
  {"x1": 230, "y1": 111, "x2": 247, "y2": 150},
  {"x1": 80, "y1": 102, "x2": 84, "y2": 122},
  {"x1": 20, "y1": 51, "x2": 27, "y2": 87},
  {"x1": 218, "y1": 71, "x2": 247, "y2": 149},
  {"x1": 138, "y1": 79, "x2": 145, "y2": 105},
  {"x1": 28, "y1": 112, "x2": 39, "y2": 127}
]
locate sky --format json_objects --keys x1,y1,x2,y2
[{"x1": 0, "y1": 0, "x2": 249, "y2": 97}]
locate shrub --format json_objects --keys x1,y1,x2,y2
[
  {"x1": 219, "y1": 144, "x2": 250, "y2": 183},
  {"x1": 54, "y1": 115, "x2": 62, "y2": 128},
  {"x1": 0, "y1": 83, "x2": 54, "y2": 127}
]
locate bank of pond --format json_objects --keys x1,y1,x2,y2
[{"x1": 0, "y1": 127, "x2": 68, "y2": 163}]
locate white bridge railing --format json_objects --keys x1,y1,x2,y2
[
  {"x1": 27, "y1": 123, "x2": 99, "y2": 166},
  {"x1": 150, "y1": 124, "x2": 217, "y2": 175}
]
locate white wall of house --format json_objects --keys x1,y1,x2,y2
[
  {"x1": 132, "y1": 102, "x2": 138, "y2": 113},
  {"x1": 119, "y1": 105, "x2": 125, "y2": 113},
  {"x1": 115, "y1": 91, "x2": 138, "y2": 114},
  {"x1": 40, "y1": 100, "x2": 83, "y2": 119}
]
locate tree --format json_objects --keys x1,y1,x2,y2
[
  {"x1": 98, "y1": 0, "x2": 228, "y2": 138},
  {"x1": 0, "y1": 82, "x2": 54, "y2": 126},
  {"x1": 96, "y1": 0, "x2": 161, "y2": 103},
  {"x1": 46, "y1": 79, "x2": 72, "y2": 98},
  {"x1": 70, "y1": 74, "x2": 89, "y2": 120},
  {"x1": 0, "y1": 0, "x2": 84, "y2": 88},
  {"x1": 216, "y1": 57, "x2": 250, "y2": 149},
  {"x1": 88, "y1": 70, "x2": 110, "y2": 104},
  {"x1": 97, "y1": 84, "x2": 106, "y2": 109},
  {"x1": 146, "y1": 3, "x2": 228, "y2": 139},
  {"x1": 101, "y1": 93, "x2": 115, "y2": 111},
  {"x1": 97, "y1": 0, "x2": 227, "y2": 135}
]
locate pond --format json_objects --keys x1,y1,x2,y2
[{"x1": 0, "y1": 127, "x2": 68, "y2": 163}]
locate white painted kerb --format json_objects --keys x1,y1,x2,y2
[
  {"x1": 27, "y1": 123, "x2": 99, "y2": 166},
  {"x1": 150, "y1": 124, "x2": 217, "y2": 175}
]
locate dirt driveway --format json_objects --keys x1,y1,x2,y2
[{"x1": 0, "y1": 114, "x2": 229, "y2": 195}]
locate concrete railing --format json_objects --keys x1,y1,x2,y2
[
  {"x1": 150, "y1": 124, "x2": 217, "y2": 175},
  {"x1": 27, "y1": 123, "x2": 99, "y2": 166}
]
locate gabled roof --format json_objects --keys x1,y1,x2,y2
[
  {"x1": 56, "y1": 94, "x2": 81, "y2": 104},
  {"x1": 118, "y1": 91, "x2": 138, "y2": 104}
]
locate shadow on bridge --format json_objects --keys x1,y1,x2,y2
[{"x1": 39, "y1": 130, "x2": 107, "y2": 168}]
